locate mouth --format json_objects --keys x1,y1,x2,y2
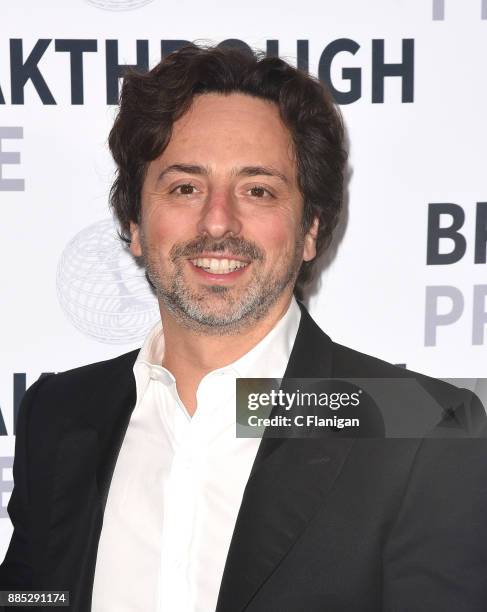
[{"x1": 189, "y1": 256, "x2": 250, "y2": 275}]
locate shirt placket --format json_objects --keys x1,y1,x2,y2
[{"x1": 158, "y1": 389, "x2": 203, "y2": 612}]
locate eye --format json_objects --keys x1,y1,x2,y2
[
  {"x1": 248, "y1": 185, "x2": 272, "y2": 198},
  {"x1": 171, "y1": 183, "x2": 198, "y2": 196}
]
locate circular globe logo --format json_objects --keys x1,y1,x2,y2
[
  {"x1": 83, "y1": 0, "x2": 155, "y2": 11},
  {"x1": 56, "y1": 219, "x2": 159, "y2": 344}
]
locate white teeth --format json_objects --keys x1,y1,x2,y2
[{"x1": 190, "y1": 258, "x2": 249, "y2": 274}]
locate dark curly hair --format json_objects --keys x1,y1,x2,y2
[{"x1": 109, "y1": 43, "x2": 347, "y2": 299}]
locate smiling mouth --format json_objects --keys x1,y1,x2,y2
[{"x1": 189, "y1": 257, "x2": 250, "y2": 275}]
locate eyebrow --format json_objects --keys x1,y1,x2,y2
[
  {"x1": 156, "y1": 163, "x2": 289, "y2": 185},
  {"x1": 234, "y1": 165, "x2": 289, "y2": 185}
]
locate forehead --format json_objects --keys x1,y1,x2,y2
[{"x1": 161, "y1": 92, "x2": 295, "y2": 171}]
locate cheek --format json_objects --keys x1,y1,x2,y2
[
  {"x1": 253, "y1": 217, "x2": 303, "y2": 255},
  {"x1": 139, "y1": 227, "x2": 175, "y2": 268},
  {"x1": 141, "y1": 206, "x2": 197, "y2": 251}
]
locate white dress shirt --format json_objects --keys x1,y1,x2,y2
[{"x1": 91, "y1": 298, "x2": 301, "y2": 612}]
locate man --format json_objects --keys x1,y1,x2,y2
[{"x1": 1, "y1": 44, "x2": 486, "y2": 611}]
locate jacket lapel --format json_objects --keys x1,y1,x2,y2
[
  {"x1": 216, "y1": 303, "x2": 355, "y2": 612},
  {"x1": 44, "y1": 352, "x2": 138, "y2": 610}
]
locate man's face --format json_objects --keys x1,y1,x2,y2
[{"x1": 129, "y1": 93, "x2": 318, "y2": 334}]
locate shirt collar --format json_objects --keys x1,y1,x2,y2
[
  {"x1": 223, "y1": 297, "x2": 301, "y2": 379},
  {"x1": 133, "y1": 297, "x2": 301, "y2": 401}
]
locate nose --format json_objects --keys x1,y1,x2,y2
[{"x1": 196, "y1": 188, "x2": 242, "y2": 239}]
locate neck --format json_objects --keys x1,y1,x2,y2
[{"x1": 159, "y1": 294, "x2": 294, "y2": 415}]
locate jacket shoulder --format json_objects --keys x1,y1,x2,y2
[
  {"x1": 52, "y1": 348, "x2": 138, "y2": 382},
  {"x1": 36, "y1": 348, "x2": 139, "y2": 394},
  {"x1": 332, "y1": 339, "x2": 464, "y2": 393},
  {"x1": 331, "y1": 340, "x2": 485, "y2": 435},
  {"x1": 332, "y1": 340, "x2": 424, "y2": 379},
  {"x1": 19, "y1": 349, "x2": 140, "y2": 432}
]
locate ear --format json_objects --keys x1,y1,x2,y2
[
  {"x1": 303, "y1": 216, "x2": 319, "y2": 262},
  {"x1": 128, "y1": 221, "x2": 142, "y2": 257}
]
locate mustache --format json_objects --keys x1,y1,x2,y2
[{"x1": 169, "y1": 236, "x2": 265, "y2": 262}]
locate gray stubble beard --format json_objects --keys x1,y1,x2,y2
[{"x1": 141, "y1": 235, "x2": 305, "y2": 336}]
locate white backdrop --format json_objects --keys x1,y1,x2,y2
[{"x1": 1, "y1": 0, "x2": 486, "y2": 554}]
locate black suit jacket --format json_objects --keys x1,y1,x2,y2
[{"x1": 1, "y1": 304, "x2": 487, "y2": 611}]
